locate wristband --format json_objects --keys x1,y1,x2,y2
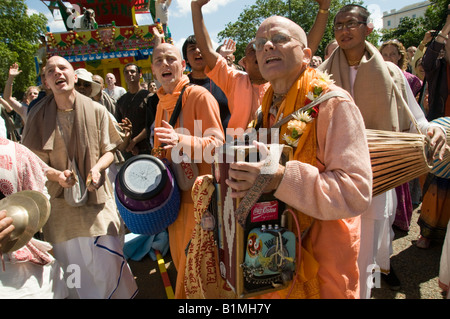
[
  {"x1": 437, "y1": 32, "x2": 449, "y2": 40},
  {"x1": 318, "y1": 8, "x2": 330, "y2": 14}
]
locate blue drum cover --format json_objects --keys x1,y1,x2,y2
[
  {"x1": 430, "y1": 117, "x2": 450, "y2": 179},
  {"x1": 115, "y1": 178, "x2": 180, "y2": 235}
]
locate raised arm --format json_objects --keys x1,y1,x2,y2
[
  {"x1": 3, "y1": 63, "x2": 28, "y2": 121},
  {"x1": 152, "y1": 25, "x2": 165, "y2": 48},
  {"x1": 0, "y1": 96, "x2": 13, "y2": 113},
  {"x1": 307, "y1": 0, "x2": 331, "y2": 56},
  {"x1": 191, "y1": 0, "x2": 221, "y2": 70}
]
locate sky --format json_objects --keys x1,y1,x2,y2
[{"x1": 26, "y1": 0, "x2": 422, "y2": 51}]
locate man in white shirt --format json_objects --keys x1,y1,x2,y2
[
  {"x1": 319, "y1": 4, "x2": 447, "y2": 299},
  {"x1": 155, "y1": 0, "x2": 172, "y2": 35},
  {"x1": 104, "y1": 73, "x2": 126, "y2": 101}
]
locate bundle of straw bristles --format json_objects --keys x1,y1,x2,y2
[{"x1": 367, "y1": 129, "x2": 433, "y2": 197}]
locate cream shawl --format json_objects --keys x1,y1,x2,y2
[
  {"x1": 22, "y1": 91, "x2": 122, "y2": 204},
  {"x1": 319, "y1": 41, "x2": 412, "y2": 132}
]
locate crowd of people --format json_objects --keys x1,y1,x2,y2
[{"x1": 0, "y1": 0, "x2": 449, "y2": 299}]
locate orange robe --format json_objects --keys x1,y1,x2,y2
[
  {"x1": 259, "y1": 70, "x2": 372, "y2": 299},
  {"x1": 154, "y1": 76, "x2": 225, "y2": 298},
  {"x1": 205, "y1": 55, "x2": 270, "y2": 132}
]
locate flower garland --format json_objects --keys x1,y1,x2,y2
[{"x1": 282, "y1": 70, "x2": 334, "y2": 147}]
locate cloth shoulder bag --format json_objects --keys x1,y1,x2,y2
[
  {"x1": 64, "y1": 157, "x2": 89, "y2": 207},
  {"x1": 56, "y1": 115, "x2": 89, "y2": 207}
]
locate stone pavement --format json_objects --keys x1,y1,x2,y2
[{"x1": 371, "y1": 205, "x2": 445, "y2": 299}]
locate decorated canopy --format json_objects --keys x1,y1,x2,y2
[
  {"x1": 39, "y1": 0, "x2": 169, "y2": 86},
  {"x1": 46, "y1": 24, "x2": 160, "y2": 62}
]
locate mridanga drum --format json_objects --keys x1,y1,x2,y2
[
  {"x1": 367, "y1": 129, "x2": 433, "y2": 197},
  {"x1": 211, "y1": 143, "x2": 298, "y2": 298},
  {"x1": 429, "y1": 117, "x2": 450, "y2": 179},
  {"x1": 115, "y1": 154, "x2": 180, "y2": 235}
]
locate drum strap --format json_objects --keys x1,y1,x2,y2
[
  {"x1": 235, "y1": 174, "x2": 273, "y2": 228},
  {"x1": 246, "y1": 90, "x2": 348, "y2": 143},
  {"x1": 272, "y1": 90, "x2": 349, "y2": 129},
  {"x1": 234, "y1": 91, "x2": 348, "y2": 228}
]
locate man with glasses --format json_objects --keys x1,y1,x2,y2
[
  {"x1": 319, "y1": 4, "x2": 447, "y2": 298},
  {"x1": 224, "y1": 14, "x2": 374, "y2": 298}
]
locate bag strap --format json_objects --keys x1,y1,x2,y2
[{"x1": 168, "y1": 85, "x2": 190, "y2": 127}]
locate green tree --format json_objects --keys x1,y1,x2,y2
[
  {"x1": 217, "y1": 0, "x2": 380, "y2": 60},
  {"x1": 380, "y1": 16, "x2": 426, "y2": 49},
  {"x1": 0, "y1": 0, "x2": 47, "y2": 97},
  {"x1": 423, "y1": 0, "x2": 450, "y2": 30}
]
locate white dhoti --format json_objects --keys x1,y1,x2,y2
[
  {"x1": 0, "y1": 258, "x2": 68, "y2": 299},
  {"x1": 52, "y1": 235, "x2": 138, "y2": 299},
  {"x1": 358, "y1": 189, "x2": 397, "y2": 299}
]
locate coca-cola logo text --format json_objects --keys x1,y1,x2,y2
[{"x1": 251, "y1": 201, "x2": 278, "y2": 223}]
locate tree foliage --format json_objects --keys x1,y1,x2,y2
[
  {"x1": 217, "y1": 0, "x2": 380, "y2": 61},
  {"x1": 0, "y1": 0, "x2": 47, "y2": 97},
  {"x1": 380, "y1": 17, "x2": 426, "y2": 49}
]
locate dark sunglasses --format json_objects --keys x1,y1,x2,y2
[{"x1": 75, "y1": 81, "x2": 92, "y2": 88}]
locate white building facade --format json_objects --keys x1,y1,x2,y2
[{"x1": 382, "y1": 1, "x2": 430, "y2": 30}]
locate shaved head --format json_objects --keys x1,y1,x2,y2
[
  {"x1": 152, "y1": 43, "x2": 186, "y2": 93},
  {"x1": 254, "y1": 15, "x2": 311, "y2": 93},
  {"x1": 153, "y1": 43, "x2": 183, "y2": 61},
  {"x1": 44, "y1": 56, "x2": 77, "y2": 95},
  {"x1": 257, "y1": 16, "x2": 308, "y2": 48}
]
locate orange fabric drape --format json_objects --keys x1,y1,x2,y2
[{"x1": 258, "y1": 68, "x2": 322, "y2": 299}]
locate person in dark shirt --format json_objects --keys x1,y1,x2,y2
[
  {"x1": 182, "y1": 35, "x2": 230, "y2": 129},
  {"x1": 116, "y1": 63, "x2": 155, "y2": 159}
]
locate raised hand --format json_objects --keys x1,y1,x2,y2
[{"x1": 9, "y1": 62, "x2": 22, "y2": 78}]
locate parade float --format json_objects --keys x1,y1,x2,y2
[{"x1": 39, "y1": 0, "x2": 171, "y2": 87}]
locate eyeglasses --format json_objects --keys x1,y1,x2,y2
[
  {"x1": 253, "y1": 33, "x2": 301, "y2": 51},
  {"x1": 75, "y1": 81, "x2": 92, "y2": 88},
  {"x1": 333, "y1": 21, "x2": 367, "y2": 32}
]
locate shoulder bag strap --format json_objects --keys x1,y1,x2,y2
[{"x1": 168, "y1": 85, "x2": 189, "y2": 127}]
